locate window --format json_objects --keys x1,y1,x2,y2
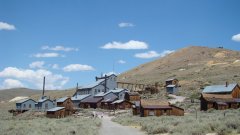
[
  {"x1": 29, "y1": 104, "x2": 31, "y2": 108},
  {"x1": 98, "y1": 89, "x2": 100, "y2": 92},
  {"x1": 23, "y1": 104, "x2": 26, "y2": 108},
  {"x1": 95, "y1": 89, "x2": 97, "y2": 94},
  {"x1": 45, "y1": 103, "x2": 48, "y2": 109}
]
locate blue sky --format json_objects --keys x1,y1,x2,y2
[{"x1": 0, "y1": 0, "x2": 240, "y2": 90}]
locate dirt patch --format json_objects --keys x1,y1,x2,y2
[{"x1": 214, "y1": 51, "x2": 227, "y2": 58}]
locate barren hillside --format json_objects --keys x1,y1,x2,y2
[{"x1": 118, "y1": 46, "x2": 240, "y2": 96}]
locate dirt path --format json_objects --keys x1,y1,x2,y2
[
  {"x1": 168, "y1": 94, "x2": 186, "y2": 104},
  {"x1": 99, "y1": 115, "x2": 145, "y2": 135}
]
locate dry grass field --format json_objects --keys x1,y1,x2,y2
[
  {"x1": 112, "y1": 109, "x2": 240, "y2": 135},
  {"x1": 0, "y1": 102, "x2": 101, "y2": 135}
]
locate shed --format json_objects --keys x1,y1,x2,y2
[
  {"x1": 166, "y1": 85, "x2": 178, "y2": 94},
  {"x1": 165, "y1": 78, "x2": 179, "y2": 87},
  {"x1": 71, "y1": 94, "x2": 91, "y2": 108},
  {"x1": 16, "y1": 99, "x2": 37, "y2": 112},
  {"x1": 124, "y1": 92, "x2": 140, "y2": 102},
  {"x1": 111, "y1": 99, "x2": 133, "y2": 109},
  {"x1": 56, "y1": 97, "x2": 74, "y2": 116},
  {"x1": 46, "y1": 107, "x2": 65, "y2": 118},
  {"x1": 80, "y1": 96, "x2": 103, "y2": 109}
]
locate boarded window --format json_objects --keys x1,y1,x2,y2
[
  {"x1": 23, "y1": 104, "x2": 26, "y2": 108},
  {"x1": 149, "y1": 110, "x2": 155, "y2": 116},
  {"x1": 45, "y1": 103, "x2": 48, "y2": 109},
  {"x1": 29, "y1": 104, "x2": 31, "y2": 108}
]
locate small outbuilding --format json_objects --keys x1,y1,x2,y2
[
  {"x1": 111, "y1": 99, "x2": 133, "y2": 109},
  {"x1": 56, "y1": 97, "x2": 74, "y2": 116},
  {"x1": 46, "y1": 107, "x2": 65, "y2": 118},
  {"x1": 80, "y1": 96, "x2": 103, "y2": 109},
  {"x1": 166, "y1": 85, "x2": 179, "y2": 94},
  {"x1": 35, "y1": 98, "x2": 54, "y2": 112},
  {"x1": 71, "y1": 94, "x2": 91, "y2": 108},
  {"x1": 124, "y1": 92, "x2": 140, "y2": 102}
]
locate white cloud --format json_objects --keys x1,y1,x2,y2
[
  {"x1": 1, "y1": 79, "x2": 24, "y2": 89},
  {"x1": 0, "y1": 67, "x2": 69, "y2": 90},
  {"x1": 134, "y1": 50, "x2": 174, "y2": 59},
  {"x1": 0, "y1": 22, "x2": 16, "y2": 30},
  {"x1": 52, "y1": 64, "x2": 59, "y2": 69},
  {"x1": 118, "y1": 22, "x2": 135, "y2": 28},
  {"x1": 33, "y1": 53, "x2": 62, "y2": 58},
  {"x1": 63, "y1": 64, "x2": 95, "y2": 72},
  {"x1": 118, "y1": 60, "x2": 126, "y2": 64},
  {"x1": 101, "y1": 40, "x2": 148, "y2": 50},
  {"x1": 29, "y1": 61, "x2": 45, "y2": 69},
  {"x1": 42, "y1": 46, "x2": 79, "y2": 52},
  {"x1": 232, "y1": 33, "x2": 240, "y2": 42}
]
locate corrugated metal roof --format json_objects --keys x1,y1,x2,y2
[
  {"x1": 56, "y1": 97, "x2": 69, "y2": 102},
  {"x1": 47, "y1": 107, "x2": 65, "y2": 112},
  {"x1": 166, "y1": 85, "x2": 176, "y2": 88},
  {"x1": 202, "y1": 83, "x2": 237, "y2": 93},
  {"x1": 166, "y1": 78, "x2": 177, "y2": 81},
  {"x1": 16, "y1": 98, "x2": 36, "y2": 103},
  {"x1": 109, "y1": 88, "x2": 127, "y2": 93},
  {"x1": 112, "y1": 99, "x2": 124, "y2": 104},
  {"x1": 71, "y1": 94, "x2": 91, "y2": 101},
  {"x1": 94, "y1": 92, "x2": 105, "y2": 97},
  {"x1": 80, "y1": 79, "x2": 104, "y2": 89},
  {"x1": 81, "y1": 96, "x2": 103, "y2": 103}
]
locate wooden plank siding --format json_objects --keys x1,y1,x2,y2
[{"x1": 232, "y1": 85, "x2": 240, "y2": 98}]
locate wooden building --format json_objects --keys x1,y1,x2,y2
[
  {"x1": 46, "y1": 107, "x2": 65, "y2": 118},
  {"x1": 135, "y1": 99, "x2": 184, "y2": 117},
  {"x1": 56, "y1": 97, "x2": 74, "y2": 116},
  {"x1": 200, "y1": 83, "x2": 240, "y2": 111},
  {"x1": 35, "y1": 98, "x2": 54, "y2": 112},
  {"x1": 16, "y1": 99, "x2": 36, "y2": 112},
  {"x1": 71, "y1": 94, "x2": 91, "y2": 108},
  {"x1": 166, "y1": 85, "x2": 179, "y2": 94},
  {"x1": 124, "y1": 92, "x2": 140, "y2": 102},
  {"x1": 80, "y1": 96, "x2": 103, "y2": 109},
  {"x1": 111, "y1": 99, "x2": 133, "y2": 109},
  {"x1": 165, "y1": 78, "x2": 179, "y2": 87}
]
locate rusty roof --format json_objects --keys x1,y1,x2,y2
[
  {"x1": 141, "y1": 99, "x2": 170, "y2": 109},
  {"x1": 80, "y1": 96, "x2": 103, "y2": 103}
]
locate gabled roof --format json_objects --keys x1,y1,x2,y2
[
  {"x1": 56, "y1": 97, "x2": 69, "y2": 102},
  {"x1": 141, "y1": 99, "x2": 170, "y2": 109},
  {"x1": 16, "y1": 98, "x2": 36, "y2": 104},
  {"x1": 111, "y1": 99, "x2": 125, "y2": 104},
  {"x1": 202, "y1": 83, "x2": 238, "y2": 93},
  {"x1": 109, "y1": 88, "x2": 128, "y2": 93},
  {"x1": 80, "y1": 79, "x2": 104, "y2": 89},
  {"x1": 80, "y1": 96, "x2": 103, "y2": 103},
  {"x1": 38, "y1": 98, "x2": 52, "y2": 103},
  {"x1": 47, "y1": 107, "x2": 65, "y2": 112},
  {"x1": 71, "y1": 94, "x2": 91, "y2": 101},
  {"x1": 101, "y1": 96, "x2": 118, "y2": 103},
  {"x1": 94, "y1": 92, "x2": 106, "y2": 97}
]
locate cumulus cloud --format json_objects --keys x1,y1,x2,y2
[
  {"x1": 29, "y1": 61, "x2": 45, "y2": 69},
  {"x1": 101, "y1": 40, "x2": 148, "y2": 50},
  {"x1": 0, "y1": 22, "x2": 16, "y2": 30},
  {"x1": 118, "y1": 22, "x2": 135, "y2": 28},
  {"x1": 117, "y1": 60, "x2": 126, "y2": 64},
  {"x1": 232, "y1": 33, "x2": 240, "y2": 42},
  {"x1": 33, "y1": 53, "x2": 62, "y2": 58},
  {"x1": 63, "y1": 64, "x2": 95, "y2": 72},
  {"x1": 42, "y1": 46, "x2": 79, "y2": 52},
  {"x1": 0, "y1": 67, "x2": 69, "y2": 90},
  {"x1": 1, "y1": 79, "x2": 24, "y2": 89},
  {"x1": 134, "y1": 50, "x2": 174, "y2": 59}
]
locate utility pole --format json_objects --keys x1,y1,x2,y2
[
  {"x1": 96, "y1": 74, "x2": 110, "y2": 93},
  {"x1": 42, "y1": 76, "x2": 45, "y2": 99}
]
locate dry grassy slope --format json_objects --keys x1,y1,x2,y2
[
  {"x1": 118, "y1": 46, "x2": 240, "y2": 96},
  {"x1": 0, "y1": 88, "x2": 75, "y2": 101}
]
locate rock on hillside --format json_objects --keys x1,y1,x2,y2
[{"x1": 118, "y1": 46, "x2": 240, "y2": 96}]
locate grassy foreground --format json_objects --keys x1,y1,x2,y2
[
  {"x1": 112, "y1": 109, "x2": 240, "y2": 135},
  {"x1": 0, "y1": 103, "x2": 101, "y2": 135}
]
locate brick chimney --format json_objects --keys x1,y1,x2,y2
[{"x1": 226, "y1": 81, "x2": 229, "y2": 87}]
